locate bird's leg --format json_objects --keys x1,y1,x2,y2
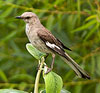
[
  {"x1": 45, "y1": 54, "x2": 55, "y2": 74},
  {"x1": 50, "y1": 54, "x2": 55, "y2": 69},
  {"x1": 37, "y1": 54, "x2": 48, "y2": 70}
]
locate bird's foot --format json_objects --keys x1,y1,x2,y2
[{"x1": 45, "y1": 68, "x2": 52, "y2": 74}]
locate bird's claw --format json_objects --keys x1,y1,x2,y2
[{"x1": 45, "y1": 68, "x2": 52, "y2": 74}]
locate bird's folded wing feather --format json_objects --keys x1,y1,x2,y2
[{"x1": 37, "y1": 29, "x2": 71, "y2": 55}]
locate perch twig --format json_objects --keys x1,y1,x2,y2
[{"x1": 34, "y1": 57, "x2": 45, "y2": 93}]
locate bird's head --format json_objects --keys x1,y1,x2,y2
[{"x1": 16, "y1": 12, "x2": 39, "y2": 24}]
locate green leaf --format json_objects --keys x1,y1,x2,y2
[
  {"x1": 18, "y1": 82, "x2": 27, "y2": 91},
  {"x1": 96, "y1": 83, "x2": 100, "y2": 93},
  {"x1": 0, "y1": 7, "x2": 13, "y2": 18},
  {"x1": 40, "y1": 89, "x2": 71, "y2": 93},
  {"x1": 91, "y1": 56, "x2": 95, "y2": 77},
  {"x1": 26, "y1": 43, "x2": 46, "y2": 60},
  {"x1": 74, "y1": 85, "x2": 82, "y2": 93},
  {"x1": 57, "y1": 14, "x2": 62, "y2": 32},
  {"x1": 43, "y1": 71, "x2": 63, "y2": 93},
  {"x1": 77, "y1": 0, "x2": 81, "y2": 24},
  {"x1": 84, "y1": 24, "x2": 98, "y2": 41},
  {"x1": 61, "y1": 89, "x2": 71, "y2": 93},
  {"x1": 46, "y1": 15, "x2": 54, "y2": 30},
  {"x1": 40, "y1": 90, "x2": 46, "y2": 93},
  {"x1": 0, "y1": 89, "x2": 28, "y2": 93},
  {"x1": 1, "y1": 31, "x2": 17, "y2": 43},
  {"x1": 72, "y1": 19, "x2": 97, "y2": 33},
  {"x1": 9, "y1": 74, "x2": 34, "y2": 83},
  {"x1": 85, "y1": 15, "x2": 97, "y2": 21},
  {"x1": 96, "y1": 55, "x2": 100, "y2": 76},
  {"x1": 0, "y1": 69, "x2": 8, "y2": 82}
]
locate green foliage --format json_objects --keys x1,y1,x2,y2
[
  {"x1": 26, "y1": 43, "x2": 46, "y2": 60},
  {"x1": 0, "y1": 89, "x2": 28, "y2": 93},
  {"x1": 26, "y1": 43, "x2": 66, "y2": 93},
  {"x1": 40, "y1": 89, "x2": 71, "y2": 93},
  {"x1": 96, "y1": 83, "x2": 100, "y2": 93},
  {"x1": 0, "y1": 69, "x2": 8, "y2": 82},
  {"x1": 44, "y1": 71, "x2": 63, "y2": 93},
  {"x1": 0, "y1": 0, "x2": 100, "y2": 93}
]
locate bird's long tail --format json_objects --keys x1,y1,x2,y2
[{"x1": 61, "y1": 53, "x2": 90, "y2": 79}]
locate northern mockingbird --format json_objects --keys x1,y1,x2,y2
[{"x1": 16, "y1": 12, "x2": 90, "y2": 79}]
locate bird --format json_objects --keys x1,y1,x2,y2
[{"x1": 16, "y1": 12, "x2": 90, "y2": 79}]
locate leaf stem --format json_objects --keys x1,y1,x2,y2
[{"x1": 34, "y1": 57, "x2": 45, "y2": 93}]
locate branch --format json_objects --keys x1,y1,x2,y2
[{"x1": 34, "y1": 57, "x2": 45, "y2": 93}]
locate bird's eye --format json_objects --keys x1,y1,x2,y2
[{"x1": 25, "y1": 17, "x2": 31, "y2": 19}]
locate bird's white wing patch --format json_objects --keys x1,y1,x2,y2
[{"x1": 46, "y1": 41, "x2": 60, "y2": 49}]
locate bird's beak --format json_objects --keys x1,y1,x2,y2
[{"x1": 15, "y1": 16, "x2": 22, "y2": 19}]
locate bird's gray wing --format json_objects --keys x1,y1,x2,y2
[{"x1": 37, "y1": 29, "x2": 71, "y2": 53}]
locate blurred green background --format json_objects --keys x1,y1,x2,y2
[{"x1": 0, "y1": 0, "x2": 100, "y2": 93}]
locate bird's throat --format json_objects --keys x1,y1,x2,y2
[{"x1": 26, "y1": 24, "x2": 30, "y2": 33}]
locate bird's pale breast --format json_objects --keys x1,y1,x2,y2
[{"x1": 25, "y1": 24, "x2": 52, "y2": 53}]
